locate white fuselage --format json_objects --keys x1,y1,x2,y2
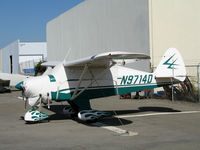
[{"x1": 21, "y1": 64, "x2": 160, "y2": 107}]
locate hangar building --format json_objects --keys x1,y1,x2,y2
[
  {"x1": 1, "y1": 40, "x2": 47, "y2": 74},
  {"x1": 47, "y1": 0, "x2": 150, "y2": 71},
  {"x1": 0, "y1": 50, "x2": 2, "y2": 72},
  {"x1": 149, "y1": 0, "x2": 200, "y2": 82},
  {"x1": 47, "y1": 0, "x2": 200, "y2": 83}
]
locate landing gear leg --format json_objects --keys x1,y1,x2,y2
[{"x1": 24, "y1": 94, "x2": 49, "y2": 123}]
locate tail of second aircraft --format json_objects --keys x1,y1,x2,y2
[{"x1": 154, "y1": 48, "x2": 186, "y2": 82}]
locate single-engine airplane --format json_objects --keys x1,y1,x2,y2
[{"x1": 14, "y1": 48, "x2": 186, "y2": 122}]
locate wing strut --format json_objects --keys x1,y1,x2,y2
[
  {"x1": 71, "y1": 64, "x2": 88, "y2": 100},
  {"x1": 71, "y1": 62, "x2": 116, "y2": 100},
  {"x1": 88, "y1": 68, "x2": 99, "y2": 86}
]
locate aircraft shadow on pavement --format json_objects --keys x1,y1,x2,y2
[
  {"x1": 43, "y1": 105, "x2": 66, "y2": 114},
  {"x1": 43, "y1": 105, "x2": 180, "y2": 126},
  {"x1": 43, "y1": 105, "x2": 132, "y2": 126},
  {"x1": 106, "y1": 106, "x2": 181, "y2": 116},
  {"x1": 75, "y1": 116, "x2": 133, "y2": 127}
]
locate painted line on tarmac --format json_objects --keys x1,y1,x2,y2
[
  {"x1": 92, "y1": 122, "x2": 138, "y2": 136},
  {"x1": 18, "y1": 96, "x2": 23, "y2": 100},
  {"x1": 116, "y1": 111, "x2": 200, "y2": 119},
  {"x1": 92, "y1": 111, "x2": 200, "y2": 136}
]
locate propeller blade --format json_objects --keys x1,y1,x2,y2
[
  {"x1": 22, "y1": 90, "x2": 25, "y2": 101},
  {"x1": 47, "y1": 93, "x2": 50, "y2": 109},
  {"x1": 39, "y1": 94, "x2": 42, "y2": 116},
  {"x1": 25, "y1": 97, "x2": 28, "y2": 109}
]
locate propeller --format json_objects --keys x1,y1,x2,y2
[
  {"x1": 21, "y1": 88, "x2": 25, "y2": 101},
  {"x1": 47, "y1": 93, "x2": 50, "y2": 109},
  {"x1": 39, "y1": 94, "x2": 42, "y2": 114},
  {"x1": 19, "y1": 83, "x2": 28, "y2": 109},
  {"x1": 25, "y1": 97, "x2": 28, "y2": 109}
]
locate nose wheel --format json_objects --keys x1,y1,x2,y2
[
  {"x1": 24, "y1": 109, "x2": 49, "y2": 123},
  {"x1": 23, "y1": 93, "x2": 51, "y2": 123}
]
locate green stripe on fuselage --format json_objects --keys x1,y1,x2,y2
[
  {"x1": 15, "y1": 81, "x2": 24, "y2": 90},
  {"x1": 51, "y1": 84, "x2": 159, "y2": 101},
  {"x1": 51, "y1": 90, "x2": 72, "y2": 100},
  {"x1": 48, "y1": 75, "x2": 56, "y2": 82},
  {"x1": 117, "y1": 84, "x2": 158, "y2": 95}
]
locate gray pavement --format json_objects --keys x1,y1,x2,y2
[{"x1": 0, "y1": 91, "x2": 200, "y2": 150}]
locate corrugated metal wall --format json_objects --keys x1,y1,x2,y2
[
  {"x1": 1, "y1": 41, "x2": 47, "y2": 74},
  {"x1": 0, "y1": 50, "x2": 2, "y2": 72},
  {"x1": 149, "y1": 0, "x2": 200, "y2": 70},
  {"x1": 47, "y1": 0, "x2": 150, "y2": 71},
  {"x1": 2, "y1": 40, "x2": 19, "y2": 74}
]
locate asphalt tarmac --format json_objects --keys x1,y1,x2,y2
[{"x1": 0, "y1": 91, "x2": 200, "y2": 150}]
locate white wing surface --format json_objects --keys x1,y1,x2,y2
[{"x1": 42, "y1": 51, "x2": 150, "y2": 68}]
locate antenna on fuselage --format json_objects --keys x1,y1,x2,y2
[{"x1": 63, "y1": 48, "x2": 71, "y2": 64}]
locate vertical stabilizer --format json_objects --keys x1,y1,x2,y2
[{"x1": 154, "y1": 48, "x2": 186, "y2": 82}]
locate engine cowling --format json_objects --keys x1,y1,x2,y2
[{"x1": 78, "y1": 110, "x2": 110, "y2": 121}]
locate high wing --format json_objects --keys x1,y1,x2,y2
[
  {"x1": 42, "y1": 51, "x2": 150, "y2": 67},
  {"x1": 42, "y1": 51, "x2": 150, "y2": 104}
]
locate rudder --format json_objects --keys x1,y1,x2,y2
[{"x1": 154, "y1": 48, "x2": 186, "y2": 82}]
